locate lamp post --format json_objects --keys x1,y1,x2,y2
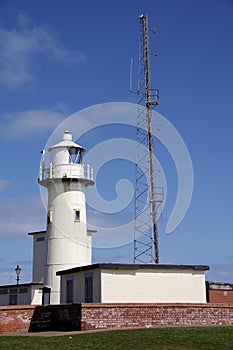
[{"x1": 15, "y1": 265, "x2": 21, "y2": 285}]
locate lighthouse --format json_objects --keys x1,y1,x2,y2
[{"x1": 39, "y1": 131, "x2": 94, "y2": 304}]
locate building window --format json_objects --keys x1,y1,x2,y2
[
  {"x1": 9, "y1": 288, "x2": 18, "y2": 305},
  {"x1": 74, "y1": 210, "x2": 80, "y2": 222},
  {"x1": 66, "y1": 276, "x2": 73, "y2": 303},
  {"x1": 36, "y1": 236, "x2": 45, "y2": 242},
  {"x1": 0, "y1": 289, "x2": 8, "y2": 295},
  {"x1": 85, "y1": 273, "x2": 93, "y2": 303},
  {"x1": 19, "y1": 288, "x2": 28, "y2": 294},
  {"x1": 9, "y1": 288, "x2": 18, "y2": 294},
  {"x1": 47, "y1": 210, "x2": 53, "y2": 224},
  {"x1": 9, "y1": 294, "x2": 17, "y2": 305}
]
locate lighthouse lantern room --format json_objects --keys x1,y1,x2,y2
[{"x1": 39, "y1": 131, "x2": 94, "y2": 304}]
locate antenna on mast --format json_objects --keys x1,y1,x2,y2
[
  {"x1": 130, "y1": 58, "x2": 138, "y2": 94},
  {"x1": 130, "y1": 58, "x2": 133, "y2": 92},
  {"x1": 134, "y1": 14, "x2": 163, "y2": 264}
]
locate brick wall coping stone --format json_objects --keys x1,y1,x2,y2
[
  {"x1": 1, "y1": 303, "x2": 233, "y2": 310},
  {"x1": 80, "y1": 303, "x2": 233, "y2": 308},
  {"x1": 0, "y1": 305, "x2": 37, "y2": 310}
]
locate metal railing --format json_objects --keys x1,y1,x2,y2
[{"x1": 40, "y1": 163, "x2": 94, "y2": 182}]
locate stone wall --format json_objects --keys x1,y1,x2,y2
[{"x1": 1, "y1": 303, "x2": 233, "y2": 333}]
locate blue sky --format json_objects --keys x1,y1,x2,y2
[{"x1": 0, "y1": 0, "x2": 233, "y2": 285}]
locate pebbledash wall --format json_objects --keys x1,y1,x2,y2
[{"x1": 1, "y1": 303, "x2": 233, "y2": 333}]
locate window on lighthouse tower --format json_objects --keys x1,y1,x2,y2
[
  {"x1": 69, "y1": 147, "x2": 83, "y2": 164},
  {"x1": 74, "y1": 210, "x2": 80, "y2": 222}
]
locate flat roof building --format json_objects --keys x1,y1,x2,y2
[{"x1": 57, "y1": 263, "x2": 209, "y2": 304}]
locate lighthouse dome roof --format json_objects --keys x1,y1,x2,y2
[{"x1": 48, "y1": 131, "x2": 86, "y2": 152}]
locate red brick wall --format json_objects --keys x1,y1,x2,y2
[
  {"x1": 1, "y1": 303, "x2": 233, "y2": 333},
  {"x1": 208, "y1": 290, "x2": 233, "y2": 304},
  {"x1": 0, "y1": 305, "x2": 35, "y2": 333},
  {"x1": 81, "y1": 303, "x2": 233, "y2": 330}
]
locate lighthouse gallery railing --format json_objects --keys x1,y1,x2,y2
[{"x1": 40, "y1": 163, "x2": 94, "y2": 182}]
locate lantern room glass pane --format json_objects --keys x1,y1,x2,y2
[{"x1": 68, "y1": 147, "x2": 83, "y2": 164}]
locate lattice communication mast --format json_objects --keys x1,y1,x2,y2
[{"x1": 134, "y1": 14, "x2": 161, "y2": 264}]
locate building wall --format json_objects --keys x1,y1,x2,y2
[
  {"x1": 87, "y1": 232, "x2": 92, "y2": 264},
  {"x1": 31, "y1": 286, "x2": 43, "y2": 305},
  {"x1": 43, "y1": 186, "x2": 92, "y2": 305},
  {"x1": 32, "y1": 232, "x2": 46, "y2": 283},
  {"x1": 100, "y1": 269, "x2": 207, "y2": 303},
  {"x1": 0, "y1": 291, "x2": 8, "y2": 306},
  {"x1": 60, "y1": 269, "x2": 101, "y2": 304},
  {"x1": 208, "y1": 290, "x2": 233, "y2": 304}
]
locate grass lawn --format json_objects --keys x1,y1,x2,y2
[{"x1": 0, "y1": 326, "x2": 233, "y2": 350}]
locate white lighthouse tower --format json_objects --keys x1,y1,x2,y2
[{"x1": 39, "y1": 131, "x2": 94, "y2": 304}]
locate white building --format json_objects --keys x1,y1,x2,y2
[
  {"x1": 0, "y1": 283, "x2": 42, "y2": 306},
  {"x1": 57, "y1": 263, "x2": 209, "y2": 304}
]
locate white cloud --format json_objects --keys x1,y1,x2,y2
[
  {"x1": 87, "y1": 210, "x2": 135, "y2": 249},
  {"x1": 0, "y1": 179, "x2": 11, "y2": 192},
  {"x1": 0, "y1": 108, "x2": 66, "y2": 138},
  {"x1": 206, "y1": 264, "x2": 233, "y2": 283},
  {"x1": 87, "y1": 210, "x2": 133, "y2": 229},
  {"x1": 0, "y1": 270, "x2": 17, "y2": 286},
  {"x1": 0, "y1": 195, "x2": 46, "y2": 238},
  {"x1": 0, "y1": 13, "x2": 85, "y2": 89}
]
